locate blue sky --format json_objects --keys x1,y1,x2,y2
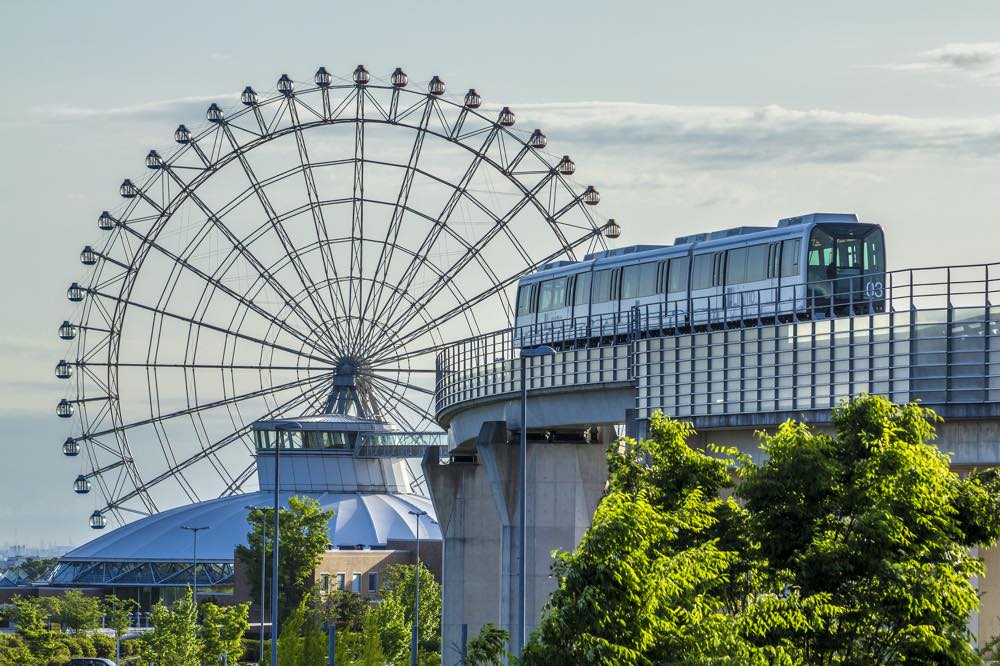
[{"x1": 3, "y1": 0, "x2": 1000, "y2": 545}]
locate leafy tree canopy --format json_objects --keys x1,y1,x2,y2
[
  {"x1": 236, "y1": 495, "x2": 335, "y2": 625},
  {"x1": 524, "y1": 395, "x2": 1000, "y2": 665}
]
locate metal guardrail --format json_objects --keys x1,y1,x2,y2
[{"x1": 435, "y1": 263, "x2": 1000, "y2": 421}]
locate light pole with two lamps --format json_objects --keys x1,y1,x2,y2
[
  {"x1": 517, "y1": 344, "x2": 555, "y2": 656},
  {"x1": 180, "y1": 525, "x2": 210, "y2": 611}
]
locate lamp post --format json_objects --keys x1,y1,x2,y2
[
  {"x1": 408, "y1": 508, "x2": 428, "y2": 666},
  {"x1": 271, "y1": 423, "x2": 301, "y2": 666},
  {"x1": 517, "y1": 345, "x2": 555, "y2": 656},
  {"x1": 245, "y1": 505, "x2": 268, "y2": 666},
  {"x1": 180, "y1": 525, "x2": 209, "y2": 611}
]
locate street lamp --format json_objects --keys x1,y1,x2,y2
[
  {"x1": 408, "y1": 508, "x2": 428, "y2": 666},
  {"x1": 246, "y1": 505, "x2": 268, "y2": 666},
  {"x1": 180, "y1": 525, "x2": 210, "y2": 611},
  {"x1": 271, "y1": 422, "x2": 301, "y2": 666},
  {"x1": 517, "y1": 344, "x2": 555, "y2": 656}
]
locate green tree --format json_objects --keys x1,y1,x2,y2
[
  {"x1": 142, "y1": 587, "x2": 201, "y2": 666},
  {"x1": 737, "y1": 395, "x2": 1000, "y2": 664},
  {"x1": 199, "y1": 600, "x2": 250, "y2": 665},
  {"x1": 9, "y1": 596, "x2": 63, "y2": 664},
  {"x1": 101, "y1": 595, "x2": 137, "y2": 664},
  {"x1": 524, "y1": 396, "x2": 1000, "y2": 665},
  {"x1": 236, "y1": 496, "x2": 334, "y2": 625},
  {"x1": 315, "y1": 589, "x2": 369, "y2": 631},
  {"x1": 18, "y1": 558, "x2": 58, "y2": 582},
  {"x1": 367, "y1": 561, "x2": 442, "y2": 663},
  {"x1": 464, "y1": 623, "x2": 509, "y2": 666},
  {"x1": 54, "y1": 590, "x2": 102, "y2": 633}
]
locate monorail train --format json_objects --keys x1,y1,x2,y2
[{"x1": 514, "y1": 212, "x2": 886, "y2": 346}]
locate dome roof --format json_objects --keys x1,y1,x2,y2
[{"x1": 62, "y1": 492, "x2": 439, "y2": 564}]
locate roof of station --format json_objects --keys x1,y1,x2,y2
[{"x1": 61, "y1": 491, "x2": 439, "y2": 564}]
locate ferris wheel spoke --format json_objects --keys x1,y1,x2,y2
[
  {"x1": 158, "y1": 163, "x2": 339, "y2": 350},
  {"x1": 378, "y1": 226, "x2": 604, "y2": 362},
  {"x1": 348, "y1": 87, "x2": 366, "y2": 349},
  {"x1": 359, "y1": 371, "x2": 435, "y2": 396},
  {"x1": 116, "y1": 222, "x2": 334, "y2": 360},
  {"x1": 367, "y1": 385, "x2": 420, "y2": 432},
  {"x1": 219, "y1": 122, "x2": 345, "y2": 352},
  {"x1": 380, "y1": 170, "x2": 558, "y2": 338},
  {"x1": 371, "y1": 124, "x2": 501, "y2": 328},
  {"x1": 89, "y1": 288, "x2": 333, "y2": 366},
  {"x1": 84, "y1": 369, "x2": 334, "y2": 441},
  {"x1": 98, "y1": 378, "x2": 330, "y2": 514},
  {"x1": 220, "y1": 461, "x2": 258, "y2": 497},
  {"x1": 369, "y1": 380, "x2": 437, "y2": 426},
  {"x1": 362, "y1": 97, "x2": 434, "y2": 329},
  {"x1": 287, "y1": 96, "x2": 352, "y2": 338}
]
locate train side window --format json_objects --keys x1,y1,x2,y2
[
  {"x1": 623, "y1": 262, "x2": 659, "y2": 299},
  {"x1": 726, "y1": 247, "x2": 749, "y2": 285},
  {"x1": 574, "y1": 272, "x2": 591, "y2": 305},
  {"x1": 745, "y1": 244, "x2": 769, "y2": 282},
  {"x1": 638, "y1": 262, "x2": 658, "y2": 297},
  {"x1": 780, "y1": 238, "x2": 801, "y2": 278},
  {"x1": 621, "y1": 265, "x2": 640, "y2": 300},
  {"x1": 591, "y1": 269, "x2": 615, "y2": 304},
  {"x1": 691, "y1": 254, "x2": 715, "y2": 290},
  {"x1": 538, "y1": 277, "x2": 568, "y2": 312},
  {"x1": 517, "y1": 285, "x2": 535, "y2": 316},
  {"x1": 667, "y1": 256, "x2": 690, "y2": 293}
]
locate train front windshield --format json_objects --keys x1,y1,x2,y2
[{"x1": 807, "y1": 224, "x2": 884, "y2": 282}]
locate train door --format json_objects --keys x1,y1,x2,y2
[
  {"x1": 514, "y1": 282, "x2": 538, "y2": 347},
  {"x1": 570, "y1": 271, "x2": 591, "y2": 339},
  {"x1": 536, "y1": 276, "x2": 572, "y2": 343},
  {"x1": 689, "y1": 251, "x2": 726, "y2": 325},
  {"x1": 589, "y1": 267, "x2": 620, "y2": 337},
  {"x1": 776, "y1": 237, "x2": 803, "y2": 317},
  {"x1": 665, "y1": 255, "x2": 690, "y2": 329},
  {"x1": 619, "y1": 261, "x2": 662, "y2": 333}
]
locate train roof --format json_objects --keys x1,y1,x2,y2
[{"x1": 524, "y1": 213, "x2": 867, "y2": 281}]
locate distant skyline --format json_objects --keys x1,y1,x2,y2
[{"x1": 4, "y1": 1, "x2": 1000, "y2": 543}]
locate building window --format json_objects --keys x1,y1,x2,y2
[
  {"x1": 320, "y1": 573, "x2": 330, "y2": 594},
  {"x1": 351, "y1": 572, "x2": 362, "y2": 593},
  {"x1": 335, "y1": 573, "x2": 346, "y2": 591},
  {"x1": 367, "y1": 572, "x2": 378, "y2": 595}
]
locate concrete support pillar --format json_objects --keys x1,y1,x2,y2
[
  {"x1": 427, "y1": 431, "x2": 608, "y2": 664},
  {"x1": 424, "y1": 450, "x2": 504, "y2": 666}
]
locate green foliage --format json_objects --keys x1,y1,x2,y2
[
  {"x1": 275, "y1": 597, "x2": 328, "y2": 666},
  {"x1": 315, "y1": 589, "x2": 370, "y2": 631},
  {"x1": 142, "y1": 587, "x2": 201, "y2": 666},
  {"x1": 0, "y1": 633, "x2": 32, "y2": 665},
  {"x1": 236, "y1": 496, "x2": 335, "y2": 625},
  {"x1": 10, "y1": 596, "x2": 64, "y2": 664},
  {"x1": 18, "y1": 558, "x2": 58, "y2": 582},
  {"x1": 737, "y1": 395, "x2": 1000, "y2": 664},
  {"x1": 465, "y1": 623, "x2": 509, "y2": 666},
  {"x1": 101, "y1": 595, "x2": 137, "y2": 640},
  {"x1": 52, "y1": 590, "x2": 102, "y2": 633},
  {"x1": 199, "y1": 600, "x2": 250, "y2": 664},
  {"x1": 366, "y1": 562, "x2": 441, "y2": 662},
  {"x1": 90, "y1": 632, "x2": 115, "y2": 658},
  {"x1": 524, "y1": 396, "x2": 1000, "y2": 665}
]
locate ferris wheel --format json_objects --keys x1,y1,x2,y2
[{"x1": 55, "y1": 65, "x2": 620, "y2": 529}]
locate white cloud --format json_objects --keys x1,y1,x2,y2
[
  {"x1": 508, "y1": 101, "x2": 1000, "y2": 164},
  {"x1": 33, "y1": 94, "x2": 227, "y2": 122},
  {"x1": 880, "y1": 42, "x2": 1000, "y2": 84}
]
